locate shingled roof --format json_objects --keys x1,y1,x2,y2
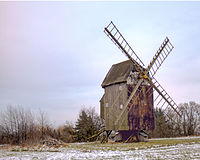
[{"x1": 101, "y1": 60, "x2": 137, "y2": 88}]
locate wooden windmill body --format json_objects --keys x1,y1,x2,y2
[
  {"x1": 100, "y1": 21, "x2": 181, "y2": 142},
  {"x1": 100, "y1": 60, "x2": 154, "y2": 140}
]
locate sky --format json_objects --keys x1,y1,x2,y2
[{"x1": 0, "y1": 1, "x2": 200, "y2": 127}]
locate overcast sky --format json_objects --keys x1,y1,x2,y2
[{"x1": 0, "y1": 1, "x2": 200, "y2": 126}]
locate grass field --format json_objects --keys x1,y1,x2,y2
[{"x1": 0, "y1": 136, "x2": 200, "y2": 159}]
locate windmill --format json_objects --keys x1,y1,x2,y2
[{"x1": 100, "y1": 21, "x2": 181, "y2": 142}]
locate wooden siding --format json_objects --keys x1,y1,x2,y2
[
  {"x1": 100, "y1": 94, "x2": 105, "y2": 119},
  {"x1": 103, "y1": 83, "x2": 127, "y2": 130},
  {"x1": 102, "y1": 83, "x2": 154, "y2": 131},
  {"x1": 127, "y1": 84, "x2": 154, "y2": 131}
]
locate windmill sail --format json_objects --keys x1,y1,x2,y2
[
  {"x1": 146, "y1": 77, "x2": 181, "y2": 117},
  {"x1": 104, "y1": 21, "x2": 181, "y2": 129},
  {"x1": 145, "y1": 37, "x2": 174, "y2": 77},
  {"x1": 104, "y1": 21, "x2": 144, "y2": 75}
]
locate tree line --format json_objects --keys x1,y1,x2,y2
[
  {"x1": 0, "y1": 106, "x2": 103, "y2": 144},
  {"x1": 151, "y1": 101, "x2": 200, "y2": 138},
  {"x1": 0, "y1": 101, "x2": 200, "y2": 145},
  {"x1": 0, "y1": 106, "x2": 53, "y2": 144}
]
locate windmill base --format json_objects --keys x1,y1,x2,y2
[
  {"x1": 97, "y1": 129, "x2": 149, "y2": 143},
  {"x1": 112, "y1": 130, "x2": 148, "y2": 142}
]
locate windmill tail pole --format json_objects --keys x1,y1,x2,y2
[{"x1": 87, "y1": 128, "x2": 105, "y2": 141}]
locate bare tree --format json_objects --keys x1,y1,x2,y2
[
  {"x1": 0, "y1": 106, "x2": 52, "y2": 144},
  {"x1": 56, "y1": 121, "x2": 76, "y2": 143},
  {"x1": 178, "y1": 102, "x2": 200, "y2": 136},
  {"x1": 151, "y1": 101, "x2": 200, "y2": 138},
  {"x1": 0, "y1": 106, "x2": 35, "y2": 144},
  {"x1": 37, "y1": 109, "x2": 50, "y2": 139}
]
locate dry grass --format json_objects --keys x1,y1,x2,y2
[
  {"x1": 1, "y1": 136, "x2": 199, "y2": 152},
  {"x1": 0, "y1": 136, "x2": 200, "y2": 159},
  {"x1": 66, "y1": 136, "x2": 200, "y2": 151}
]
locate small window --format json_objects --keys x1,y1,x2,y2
[
  {"x1": 106, "y1": 103, "x2": 109, "y2": 107},
  {"x1": 120, "y1": 104, "x2": 123, "y2": 109}
]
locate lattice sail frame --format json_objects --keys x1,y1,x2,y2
[{"x1": 104, "y1": 21, "x2": 181, "y2": 128}]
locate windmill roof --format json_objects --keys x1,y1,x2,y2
[{"x1": 101, "y1": 60, "x2": 137, "y2": 88}]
